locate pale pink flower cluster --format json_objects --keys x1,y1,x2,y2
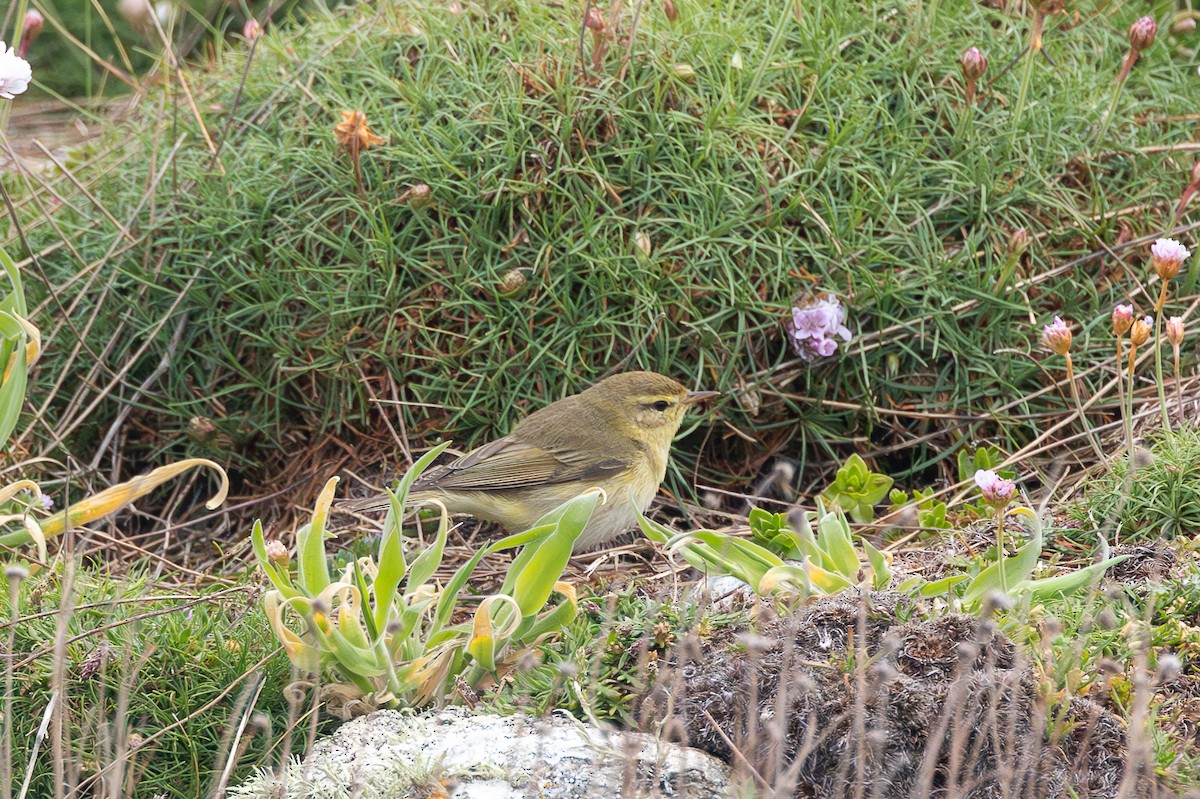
[
  {"x1": 786, "y1": 294, "x2": 852, "y2": 362},
  {"x1": 0, "y1": 42, "x2": 32, "y2": 100},
  {"x1": 974, "y1": 469, "x2": 1015, "y2": 508},
  {"x1": 1041, "y1": 316, "x2": 1071, "y2": 355},
  {"x1": 1151, "y1": 237, "x2": 1190, "y2": 281}
]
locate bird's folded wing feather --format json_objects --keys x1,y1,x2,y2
[{"x1": 412, "y1": 435, "x2": 628, "y2": 492}]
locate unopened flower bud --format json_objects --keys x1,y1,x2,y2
[
  {"x1": 1007, "y1": 227, "x2": 1032, "y2": 257},
  {"x1": 187, "y1": 416, "x2": 219, "y2": 445},
  {"x1": 1191, "y1": 161, "x2": 1200, "y2": 186},
  {"x1": 633, "y1": 231, "x2": 652, "y2": 262},
  {"x1": 242, "y1": 18, "x2": 262, "y2": 42},
  {"x1": 399, "y1": 183, "x2": 433, "y2": 209},
  {"x1": 672, "y1": 63, "x2": 697, "y2": 82},
  {"x1": 496, "y1": 269, "x2": 527, "y2": 297},
  {"x1": 1166, "y1": 316, "x2": 1185, "y2": 347},
  {"x1": 960, "y1": 47, "x2": 987, "y2": 82},
  {"x1": 584, "y1": 8, "x2": 606, "y2": 32},
  {"x1": 1128, "y1": 16, "x2": 1157, "y2": 54},
  {"x1": 662, "y1": 0, "x2": 678, "y2": 22},
  {"x1": 18, "y1": 11, "x2": 43, "y2": 58},
  {"x1": 1112, "y1": 304, "x2": 1134, "y2": 337},
  {"x1": 1130, "y1": 316, "x2": 1153, "y2": 347},
  {"x1": 265, "y1": 539, "x2": 289, "y2": 567},
  {"x1": 1041, "y1": 316, "x2": 1072, "y2": 355},
  {"x1": 1150, "y1": 237, "x2": 1190, "y2": 282},
  {"x1": 1172, "y1": 17, "x2": 1197, "y2": 35}
]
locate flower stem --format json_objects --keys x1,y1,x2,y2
[
  {"x1": 1116, "y1": 337, "x2": 1129, "y2": 455},
  {"x1": 1095, "y1": 58, "x2": 1132, "y2": 147},
  {"x1": 1065, "y1": 354, "x2": 1105, "y2": 461},
  {"x1": 1010, "y1": 34, "x2": 1038, "y2": 143},
  {"x1": 1154, "y1": 282, "x2": 1171, "y2": 431},
  {"x1": 1126, "y1": 343, "x2": 1139, "y2": 454},
  {"x1": 995, "y1": 506, "x2": 1007, "y2": 596},
  {"x1": 1174, "y1": 344, "x2": 1184, "y2": 419}
]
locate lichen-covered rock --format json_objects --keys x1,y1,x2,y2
[
  {"x1": 637, "y1": 591, "x2": 1174, "y2": 799},
  {"x1": 232, "y1": 708, "x2": 729, "y2": 799}
]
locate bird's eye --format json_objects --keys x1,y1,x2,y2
[{"x1": 651, "y1": 400, "x2": 671, "y2": 412}]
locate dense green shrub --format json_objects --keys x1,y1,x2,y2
[{"x1": 13, "y1": 0, "x2": 1200, "y2": 500}]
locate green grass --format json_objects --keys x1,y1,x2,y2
[
  {"x1": 1073, "y1": 427, "x2": 1200, "y2": 541},
  {"x1": 8, "y1": 0, "x2": 1200, "y2": 511},
  {"x1": 1, "y1": 566, "x2": 309, "y2": 798}
]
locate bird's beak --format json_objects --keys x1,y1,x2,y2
[{"x1": 682, "y1": 390, "x2": 721, "y2": 405}]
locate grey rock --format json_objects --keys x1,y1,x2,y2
[{"x1": 232, "y1": 707, "x2": 729, "y2": 799}]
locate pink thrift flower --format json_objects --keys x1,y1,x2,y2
[
  {"x1": 786, "y1": 294, "x2": 852, "y2": 362},
  {"x1": 974, "y1": 469, "x2": 1016, "y2": 508},
  {"x1": 1151, "y1": 237, "x2": 1190, "y2": 281},
  {"x1": 1041, "y1": 316, "x2": 1072, "y2": 355},
  {"x1": 1112, "y1": 304, "x2": 1134, "y2": 336}
]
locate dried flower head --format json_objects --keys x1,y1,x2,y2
[
  {"x1": 1128, "y1": 16, "x2": 1157, "y2": 54},
  {"x1": 1112, "y1": 304, "x2": 1134, "y2": 336},
  {"x1": 242, "y1": 18, "x2": 263, "y2": 42},
  {"x1": 974, "y1": 469, "x2": 1016, "y2": 509},
  {"x1": 0, "y1": 42, "x2": 32, "y2": 100},
  {"x1": 960, "y1": 47, "x2": 987, "y2": 81},
  {"x1": 1129, "y1": 316, "x2": 1153, "y2": 347},
  {"x1": 1041, "y1": 316, "x2": 1072, "y2": 355},
  {"x1": 786, "y1": 294, "x2": 852, "y2": 362},
  {"x1": 1166, "y1": 316, "x2": 1185, "y2": 347},
  {"x1": 1150, "y1": 237, "x2": 1190, "y2": 281},
  {"x1": 334, "y1": 110, "x2": 386, "y2": 154}
]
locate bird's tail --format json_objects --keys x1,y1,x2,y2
[{"x1": 337, "y1": 488, "x2": 436, "y2": 517}]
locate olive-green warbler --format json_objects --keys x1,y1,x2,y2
[{"x1": 345, "y1": 372, "x2": 718, "y2": 550}]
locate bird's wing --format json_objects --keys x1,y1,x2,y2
[{"x1": 413, "y1": 435, "x2": 628, "y2": 492}]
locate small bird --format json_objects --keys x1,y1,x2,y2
[{"x1": 343, "y1": 372, "x2": 719, "y2": 550}]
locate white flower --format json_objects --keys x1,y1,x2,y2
[
  {"x1": 1151, "y1": 237, "x2": 1190, "y2": 265},
  {"x1": 0, "y1": 42, "x2": 32, "y2": 100}
]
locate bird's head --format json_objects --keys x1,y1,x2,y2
[{"x1": 587, "y1": 372, "x2": 720, "y2": 447}]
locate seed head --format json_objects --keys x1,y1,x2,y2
[
  {"x1": 1150, "y1": 237, "x2": 1190, "y2": 282},
  {"x1": 1041, "y1": 316, "x2": 1072, "y2": 355},
  {"x1": 1112, "y1": 304, "x2": 1134, "y2": 337},
  {"x1": 959, "y1": 47, "x2": 987, "y2": 82},
  {"x1": 1166, "y1": 316, "x2": 1185, "y2": 347},
  {"x1": 1128, "y1": 16, "x2": 1157, "y2": 54},
  {"x1": 1129, "y1": 316, "x2": 1153, "y2": 347}
]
